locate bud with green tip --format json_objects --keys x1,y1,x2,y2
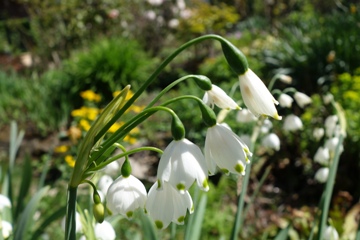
[
  {"x1": 198, "y1": 102, "x2": 217, "y2": 127},
  {"x1": 121, "y1": 158, "x2": 132, "y2": 178},
  {"x1": 193, "y1": 75, "x2": 212, "y2": 91},
  {"x1": 93, "y1": 202, "x2": 105, "y2": 223},
  {"x1": 220, "y1": 38, "x2": 248, "y2": 75},
  {"x1": 171, "y1": 115, "x2": 185, "y2": 140}
]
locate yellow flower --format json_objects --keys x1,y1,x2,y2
[
  {"x1": 71, "y1": 107, "x2": 88, "y2": 118},
  {"x1": 128, "y1": 105, "x2": 145, "y2": 113},
  {"x1": 65, "y1": 155, "x2": 76, "y2": 167},
  {"x1": 108, "y1": 122, "x2": 123, "y2": 133},
  {"x1": 124, "y1": 135, "x2": 137, "y2": 144},
  {"x1": 86, "y1": 107, "x2": 100, "y2": 121},
  {"x1": 54, "y1": 145, "x2": 69, "y2": 153},
  {"x1": 79, "y1": 119, "x2": 91, "y2": 131},
  {"x1": 113, "y1": 89, "x2": 134, "y2": 100},
  {"x1": 80, "y1": 90, "x2": 101, "y2": 102},
  {"x1": 129, "y1": 127, "x2": 140, "y2": 134}
]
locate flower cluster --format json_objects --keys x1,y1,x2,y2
[{"x1": 313, "y1": 114, "x2": 343, "y2": 183}]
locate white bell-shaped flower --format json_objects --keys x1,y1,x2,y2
[
  {"x1": 97, "y1": 175, "x2": 114, "y2": 196},
  {"x1": 106, "y1": 175, "x2": 147, "y2": 219},
  {"x1": 323, "y1": 226, "x2": 339, "y2": 240},
  {"x1": 325, "y1": 137, "x2": 343, "y2": 153},
  {"x1": 325, "y1": 115, "x2": 338, "y2": 137},
  {"x1": 94, "y1": 221, "x2": 116, "y2": 240},
  {"x1": 278, "y1": 93, "x2": 293, "y2": 108},
  {"x1": 315, "y1": 167, "x2": 329, "y2": 183},
  {"x1": 283, "y1": 114, "x2": 303, "y2": 132},
  {"x1": 313, "y1": 127, "x2": 325, "y2": 141},
  {"x1": 0, "y1": 194, "x2": 11, "y2": 210},
  {"x1": 157, "y1": 138, "x2": 208, "y2": 193},
  {"x1": 146, "y1": 181, "x2": 193, "y2": 229},
  {"x1": 236, "y1": 109, "x2": 257, "y2": 122},
  {"x1": 279, "y1": 74, "x2": 292, "y2": 84},
  {"x1": 205, "y1": 123, "x2": 252, "y2": 175},
  {"x1": 261, "y1": 133, "x2": 280, "y2": 151},
  {"x1": 238, "y1": 69, "x2": 282, "y2": 120},
  {"x1": 314, "y1": 147, "x2": 330, "y2": 165},
  {"x1": 1, "y1": 220, "x2": 12, "y2": 239},
  {"x1": 294, "y1": 92, "x2": 312, "y2": 108},
  {"x1": 260, "y1": 119, "x2": 273, "y2": 134},
  {"x1": 203, "y1": 84, "x2": 240, "y2": 110}
]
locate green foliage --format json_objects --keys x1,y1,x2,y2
[
  {"x1": 260, "y1": 6, "x2": 360, "y2": 92},
  {"x1": 64, "y1": 37, "x2": 158, "y2": 105},
  {"x1": 0, "y1": 70, "x2": 70, "y2": 134},
  {"x1": 331, "y1": 69, "x2": 360, "y2": 142}
]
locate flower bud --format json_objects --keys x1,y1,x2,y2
[
  {"x1": 121, "y1": 159, "x2": 132, "y2": 178},
  {"x1": 93, "y1": 202, "x2": 105, "y2": 223},
  {"x1": 198, "y1": 102, "x2": 217, "y2": 127},
  {"x1": 171, "y1": 114, "x2": 185, "y2": 140},
  {"x1": 193, "y1": 75, "x2": 212, "y2": 91},
  {"x1": 220, "y1": 38, "x2": 248, "y2": 75}
]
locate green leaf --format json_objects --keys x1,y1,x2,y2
[
  {"x1": 185, "y1": 193, "x2": 207, "y2": 240},
  {"x1": 139, "y1": 211, "x2": 158, "y2": 240},
  {"x1": 30, "y1": 206, "x2": 67, "y2": 240},
  {"x1": 13, "y1": 186, "x2": 50, "y2": 240},
  {"x1": 14, "y1": 154, "x2": 32, "y2": 220},
  {"x1": 274, "y1": 224, "x2": 290, "y2": 240}
]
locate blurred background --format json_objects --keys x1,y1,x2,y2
[{"x1": 0, "y1": 0, "x2": 359, "y2": 239}]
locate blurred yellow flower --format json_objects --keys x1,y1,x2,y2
[
  {"x1": 68, "y1": 126, "x2": 82, "y2": 143},
  {"x1": 71, "y1": 107, "x2": 99, "y2": 120},
  {"x1": 129, "y1": 127, "x2": 140, "y2": 134},
  {"x1": 80, "y1": 90, "x2": 101, "y2": 102},
  {"x1": 65, "y1": 155, "x2": 76, "y2": 167},
  {"x1": 124, "y1": 135, "x2": 137, "y2": 144},
  {"x1": 113, "y1": 89, "x2": 134, "y2": 100},
  {"x1": 54, "y1": 145, "x2": 69, "y2": 153},
  {"x1": 108, "y1": 122, "x2": 123, "y2": 133},
  {"x1": 71, "y1": 107, "x2": 88, "y2": 118},
  {"x1": 79, "y1": 119, "x2": 91, "y2": 131},
  {"x1": 86, "y1": 107, "x2": 100, "y2": 121},
  {"x1": 128, "y1": 105, "x2": 145, "y2": 113}
]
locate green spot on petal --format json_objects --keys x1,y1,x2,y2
[
  {"x1": 234, "y1": 163, "x2": 244, "y2": 174},
  {"x1": 221, "y1": 168, "x2": 230, "y2": 175},
  {"x1": 155, "y1": 220, "x2": 163, "y2": 229},
  {"x1": 157, "y1": 179, "x2": 162, "y2": 189},
  {"x1": 178, "y1": 216, "x2": 185, "y2": 223},
  {"x1": 176, "y1": 183, "x2": 186, "y2": 191},
  {"x1": 190, "y1": 204, "x2": 195, "y2": 213},
  {"x1": 126, "y1": 211, "x2": 133, "y2": 218},
  {"x1": 202, "y1": 179, "x2": 209, "y2": 191}
]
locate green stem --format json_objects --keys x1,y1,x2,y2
[
  {"x1": 317, "y1": 133, "x2": 344, "y2": 239},
  {"x1": 65, "y1": 186, "x2": 78, "y2": 240},
  {"x1": 230, "y1": 118, "x2": 264, "y2": 240}
]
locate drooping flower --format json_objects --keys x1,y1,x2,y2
[
  {"x1": 314, "y1": 147, "x2": 330, "y2": 165},
  {"x1": 204, "y1": 123, "x2": 252, "y2": 175},
  {"x1": 94, "y1": 221, "x2": 116, "y2": 240},
  {"x1": 238, "y1": 69, "x2": 282, "y2": 120},
  {"x1": 145, "y1": 181, "x2": 193, "y2": 229},
  {"x1": 323, "y1": 225, "x2": 339, "y2": 240},
  {"x1": 313, "y1": 127, "x2": 325, "y2": 141},
  {"x1": 0, "y1": 194, "x2": 11, "y2": 210},
  {"x1": 294, "y1": 92, "x2": 312, "y2": 108},
  {"x1": 315, "y1": 167, "x2": 329, "y2": 183},
  {"x1": 236, "y1": 109, "x2": 257, "y2": 122},
  {"x1": 97, "y1": 175, "x2": 114, "y2": 196},
  {"x1": 325, "y1": 115, "x2": 338, "y2": 137},
  {"x1": 325, "y1": 137, "x2": 343, "y2": 153},
  {"x1": 1, "y1": 220, "x2": 12, "y2": 239},
  {"x1": 278, "y1": 74, "x2": 292, "y2": 84},
  {"x1": 106, "y1": 175, "x2": 147, "y2": 219},
  {"x1": 260, "y1": 119, "x2": 273, "y2": 134},
  {"x1": 278, "y1": 93, "x2": 293, "y2": 108},
  {"x1": 157, "y1": 138, "x2": 209, "y2": 193},
  {"x1": 283, "y1": 114, "x2": 303, "y2": 132},
  {"x1": 261, "y1": 133, "x2": 280, "y2": 151},
  {"x1": 203, "y1": 84, "x2": 240, "y2": 110}
]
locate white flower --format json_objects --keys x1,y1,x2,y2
[
  {"x1": 279, "y1": 74, "x2": 292, "y2": 84},
  {"x1": 278, "y1": 93, "x2": 293, "y2": 108},
  {"x1": 203, "y1": 84, "x2": 239, "y2": 110},
  {"x1": 261, "y1": 119, "x2": 273, "y2": 134},
  {"x1": 238, "y1": 69, "x2": 282, "y2": 120},
  {"x1": 168, "y1": 19, "x2": 179, "y2": 28},
  {"x1": 1, "y1": 220, "x2": 12, "y2": 239},
  {"x1": 313, "y1": 127, "x2": 325, "y2": 141},
  {"x1": 323, "y1": 93, "x2": 334, "y2": 105},
  {"x1": 94, "y1": 221, "x2": 116, "y2": 240},
  {"x1": 205, "y1": 124, "x2": 252, "y2": 175},
  {"x1": 104, "y1": 160, "x2": 120, "y2": 176},
  {"x1": 261, "y1": 133, "x2": 280, "y2": 151},
  {"x1": 97, "y1": 175, "x2": 113, "y2": 196},
  {"x1": 325, "y1": 115, "x2": 338, "y2": 137},
  {"x1": 147, "y1": 0, "x2": 163, "y2": 6},
  {"x1": 294, "y1": 92, "x2": 312, "y2": 108},
  {"x1": 106, "y1": 175, "x2": 147, "y2": 219},
  {"x1": 314, "y1": 147, "x2": 330, "y2": 165},
  {"x1": 145, "y1": 10, "x2": 156, "y2": 20},
  {"x1": 325, "y1": 137, "x2": 343, "y2": 153},
  {"x1": 315, "y1": 167, "x2": 329, "y2": 183},
  {"x1": 157, "y1": 139, "x2": 208, "y2": 193},
  {"x1": 146, "y1": 181, "x2": 193, "y2": 229},
  {"x1": 0, "y1": 194, "x2": 11, "y2": 210},
  {"x1": 283, "y1": 114, "x2": 303, "y2": 131},
  {"x1": 236, "y1": 109, "x2": 257, "y2": 122},
  {"x1": 323, "y1": 226, "x2": 339, "y2": 240}
]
